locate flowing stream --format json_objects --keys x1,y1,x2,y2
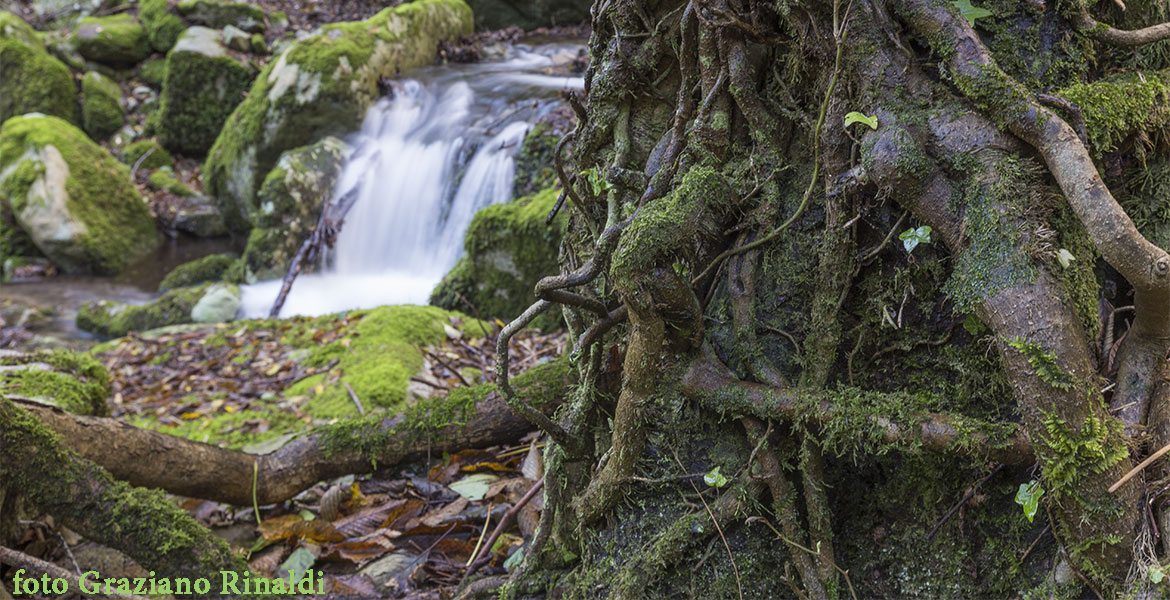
[{"x1": 238, "y1": 43, "x2": 584, "y2": 318}]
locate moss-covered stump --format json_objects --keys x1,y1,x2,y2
[
  {"x1": 431, "y1": 187, "x2": 565, "y2": 328},
  {"x1": 466, "y1": 0, "x2": 590, "y2": 30},
  {"x1": 240, "y1": 136, "x2": 348, "y2": 279},
  {"x1": 0, "y1": 349, "x2": 110, "y2": 416},
  {"x1": 158, "y1": 26, "x2": 254, "y2": 156},
  {"x1": 121, "y1": 138, "x2": 173, "y2": 170},
  {"x1": 0, "y1": 114, "x2": 159, "y2": 274},
  {"x1": 204, "y1": 0, "x2": 473, "y2": 232},
  {"x1": 138, "y1": 0, "x2": 185, "y2": 53},
  {"x1": 159, "y1": 254, "x2": 236, "y2": 290},
  {"x1": 77, "y1": 282, "x2": 242, "y2": 338},
  {"x1": 0, "y1": 11, "x2": 80, "y2": 126},
  {"x1": 176, "y1": 0, "x2": 266, "y2": 33},
  {"x1": 81, "y1": 71, "x2": 123, "y2": 140},
  {"x1": 72, "y1": 13, "x2": 151, "y2": 66}
]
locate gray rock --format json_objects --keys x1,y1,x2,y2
[
  {"x1": 221, "y1": 24, "x2": 250, "y2": 52},
  {"x1": 174, "y1": 195, "x2": 229, "y2": 238},
  {"x1": 190, "y1": 283, "x2": 240, "y2": 323},
  {"x1": 157, "y1": 26, "x2": 253, "y2": 156}
]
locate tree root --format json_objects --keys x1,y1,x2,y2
[{"x1": 12, "y1": 361, "x2": 573, "y2": 506}]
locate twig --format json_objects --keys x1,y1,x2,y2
[
  {"x1": 926, "y1": 464, "x2": 1002, "y2": 540},
  {"x1": 671, "y1": 449, "x2": 744, "y2": 600},
  {"x1": 425, "y1": 348, "x2": 472, "y2": 388},
  {"x1": 55, "y1": 532, "x2": 80, "y2": 574},
  {"x1": 466, "y1": 502, "x2": 493, "y2": 568},
  {"x1": 1109, "y1": 440, "x2": 1170, "y2": 493},
  {"x1": 343, "y1": 382, "x2": 365, "y2": 415},
  {"x1": 1019, "y1": 524, "x2": 1051, "y2": 564},
  {"x1": 129, "y1": 146, "x2": 156, "y2": 181},
  {"x1": 746, "y1": 517, "x2": 859, "y2": 600},
  {"x1": 462, "y1": 478, "x2": 545, "y2": 581}
]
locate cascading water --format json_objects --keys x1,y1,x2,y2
[{"x1": 237, "y1": 43, "x2": 583, "y2": 318}]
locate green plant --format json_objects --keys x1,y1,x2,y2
[
  {"x1": 899, "y1": 226, "x2": 932, "y2": 253},
  {"x1": 1014, "y1": 479, "x2": 1044, "y2": 522}
]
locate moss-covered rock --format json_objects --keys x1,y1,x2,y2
[
  {"x1": 81, "y1": 71, "x2": 123, "y2": 140},
  {"x1": 176, "y1": 0, "x2": 266, "y2": 33},
  {"x1": 239, "y1": 136, "x2": 348, "y2": 280},
  {"x1": 466, "y1": 0, "x2": 589, "y2": 30},
  {"x1": 138, "y1": 56, "x2": 169, "y2": 87},
  {"x1": 159, "y1": 253, "x2": 235, "y2": 290},
  {"x1": 173, "y1": 194, "x2": 228, "y2": 237},
  {"x1": 430, "y1": 187, "x2": 565, "y2": 327},
  {"x1": 0, "y1": 349, "x2": 110, "y2": 416},
  {"x1": 148, "y1": 169, "x2": 196, "y2": 196},
  {"x1": 0, "y1": 114, "x2": 159, "y2": 274},
  {"x1": 158, "y1": 26, "x2": 254, "y2": 156},
  {"x1": 122, "y1": 138, "x2": 173, "y2": 170},
  {"x1": 513, "y1": 121, "x2": 560, "y2": 197},
  {"x1": 204, "y1": 0, "x2": 473, "y2": 232},
  {"x1": 73, "y1": 13, "x2": 151, "y2": 66},
  {"x1": 138, "y1": 0, "x2": 185, "y2": 53},
  {"x1": 77, "y1": 282, "x2": 242, "y2": 337},
  {"x1": 0, "y1": 11, "x2": 80, "y2": 126}
]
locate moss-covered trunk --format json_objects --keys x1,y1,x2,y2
[{"x1": 490, "y1": 0, "x2": 1170, "y2": 596}]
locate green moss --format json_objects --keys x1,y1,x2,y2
[
  {"x1": 133, "y1": 405, "x2": 303, "y2": 449},
  {"x1": 138, "y1": 56, "x2": 169, "y2": 87},
  {"x1": 149, "y1": 169, "x2": 196, "y2": 196},
  {"x1": 1058, "y1": 72, "x2": 1170, "y2": 156},
  {"x1": 139, "y1": 0, "x2": 186, "y2": 52},
  {"x1": 81, "y1": 71, "x2": 124, "y2": 140},
  {"x1": 1038, "y1": 412, "x2": 1127, "y2": 493},
  {"x1": 158, "y1": 28, "x2": 255, "y2": 156},
  {"x1": 250, "y1": 33, "x2": 267, "y2": 54},
  {"x1": 77, "y1": 284, "x2": 211, "y2": 338},
  {"x1": 0, "y1": 16, "x2": 80, "y2": 125},
  {"x1": 175, "y1": 0, "x2": 266, "y2": 31},
  {"x1": 513, "y1": 122, "x2": 559, "y2": 196},
  {"x1": 122, "y1": 139, "x2": 173, "y2": 170},
  {"x1": 0, "y1": 350, "x2": 111, "y2": 416},
  {"x1": 74, "y1": 14, "x2": 151, "y2": 65},
  {"x1": 0, "y1": 114, "x2": 159, "y2": 274},
  {"x1": 159, "y1": 254, "x2": 236, "y2": 290},
  {"x1": 1007, "y1": 337, "x2": 1074, "y2": 391},
  {"x1": 203, "y1": 0, "x2": 473, "y2": 231},
  {"x1": 430, "y1": 187, "x2": 566, "y2": 328}
]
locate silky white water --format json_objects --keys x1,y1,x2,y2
[{"x1": 238, "y1": 44, "x2": 584, "y2": 318}]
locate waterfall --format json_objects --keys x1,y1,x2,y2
[{"x1": 238, "y1": 44, "x2": 583, "y2": 318}]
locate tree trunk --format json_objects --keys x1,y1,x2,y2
[{"x1": 493, "y1": 0, "x2": 1170, "y2": 596}]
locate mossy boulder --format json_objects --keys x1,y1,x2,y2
[
  {"x1": 77, "y1": 282, "x2": 241, "y2": 337},
  {"x1": 0, "y1": 114, "x2": 159, "y2": 274},
  {"x1": 430, "y1": 187, "x2": 565, "y2": 327},
  {"x1": 81, "y1": 71, "x2": 123, "y2": 140},
  {"x1": 73, "y1": 13, "x2": 151, "y2": 66},
  {"x1": 158, "y1": 26, "x2": 254, "y2": 156},
  {"x1": 138, "y1": 56, "x2": 169, "y2": 87},
  {"x1": 122, "y1": 139, "x2": 173, "y2": 170},
  {"x1": 173, "y1": 195, "x2": 228, "y2": 237},
  {"x1": 513, "y1": 122, "x2": 560, "y2": 197},
  {"x1": 159, "y1": 253, "x2": 235, "y2": 290},
  {"x1": 138, "y1": 0, "x2": 185, "y2": 53},
  {"x1": 148, "y1": 169, "x2": 196, "y2": 196},
  {"x1": 176, "y1": 0, "x2": 266, "y2": 33},
  {"x1": 466, "y1": 0, "x2": 589, "y2": 30},
  {"x1": 204, "y1": 0, "x2": 473, "y2": 232},
  {"x1": 0, "y1": 11, "x2": 80, "y2": 126},
  {"x1": 0, "y1": 349, "x2": 111, "y2": 416},
  {"x1": 240, "y1": 136, "x2": 348, "y2": 280}
]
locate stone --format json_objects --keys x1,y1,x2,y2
[
  {"x1": 139, "y1": 0, "x2": 185, "y2": 53},
  {"x1": 430, "y1": 187, "x2": 565, "y2": 329},
  {"x1": 204, "y1": 0, "x2": 473, "y2": 232},
  {"x1": 0, "y1": 114, "x2": 159, "y2": 274},
  {"x1": 190, "y1": 282, "x2": 240, "y2": 323},
  {"x1": 176, "y1": 0, "x2": 266, "y2": 33},
  {"x1": 121, "y1": 139, "x2": 173, "y2": 171},
  {"x1": 240, "y1": 136, "x2": 347, "y2": 280},
  {"x1": 77, "y1": 284, "x2": 209, "y2": 337},
  {"x1": 157, "y1": 26, "x2": 254, "y2": 156},
  {"x1": 173, "y1": 194, "x2": 228, "y2": 237},
  {"x1": 221, "y1": 24, "x2": 250, "y2": 52},
  {"x1": 73, "y1": 13, "x2": 151, "y2": 65},
  {"x1": 81, "y1": 71, "x2": 123, "y2": 140},
  {"x1": 159, "y1": 253, "x2": 236, "y2": 290},
  {"x1": 0, "y1": 11, "x2": 80, "y2": 126}
]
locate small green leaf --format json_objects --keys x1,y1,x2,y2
[
  {"x1": 277, "y1": 546, "x2": 316, "y2": 588},
  {"x1": 1014, "y1": 480, "x2": 1044, "y2": 523},
  {"x1": 704, "y1": 466, "x2": 728, "y2": 488},
  {"x1": 844, "y1": 111, "x2": 879, "y2": 130},
  {"x1": 952, "y1": 0, "x2": 993, "y2": 25},
  {"x1": 963, "y1": 314, "x2": 985, "y2": 336},
  {"x1": 1151, "y1": 565, "x2": 1166, "y2": 584},
  {"x1": 504, "y1": 547, "x2": 525, "y2": 572},
  {"x1": 1056, "y1": 248, "x2": 1076, "y2": 269},
  {"x1": 899, "y1": 226, "x2": 932, "y2": 253}
]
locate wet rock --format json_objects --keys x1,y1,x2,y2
[
  {"x1": 173, "y1": 195, "x2": 229, "y2": 237},
  {"x1": 157, "y1": 26, "x2": 254, "y2": 156},
  {"x1": 0, "y1": 114, "x2": 159, "y2": 274},
  {"x1": 204, "y1": 0, "x2": 473, "y2": 232},
  {"x1": 77, "y1": 282, "x2": 240, "y2": 337}
]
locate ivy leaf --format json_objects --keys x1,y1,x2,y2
[
  {"x1": 963, "y1": 314, "x2": 985, "y2": 336},
  {"x1": 844, "y1": 111, "x2": 879, "y2": 130},
  {"x1": 899, "y1": 226, "x2": 932, "y2": 253},
  {"x1": 1014, "y1": 480, "x2": 1044, "y2": 523},
  {"x1": 704, "y1": 466, "x2": 728, "y2": 488},
  {"x1": 952, "y1": 0, "x2": 993, "y2": 26},
  {"x1": 1151, "y1": 565, "x2": 1166, "y2": 584},
  {"x1": 1056, "y1": 248, "x2": 1076, "y2": 269}
]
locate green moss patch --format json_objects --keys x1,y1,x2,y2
[
  {"x1": 122, "y1": 138, "x2": 173, "y2": 170},
  {"x1": 160, "y1": 253, "x2": 236, "y2": 290},
  {"x1": 1058, "y1": 71, "x2": 1170, "y2": 156},
  {"x1": 0, "y1": 349, "x2": 111, "y2": 416},
  {"x1": 0, "y1": 11, "x2": 79, "y2": 125},
  {"x1": 73, "y1": 13, "x2": 151, "y2": 65},
  {"x1": 139, "y1": 0, "x2": 185, "y2": 53},
  {"x1": 158, "y1": 26, "x2": 255, "y2": 156},
  {"x1": 81, "y1": 71, "x2": 124, "y2": 140}
]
